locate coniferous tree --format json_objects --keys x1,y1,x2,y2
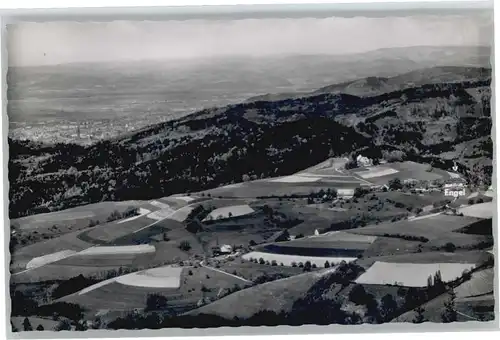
[
  {"x1": 441, "y1": 290, "x2": 457, "y2": 323},
  {"x1": 23, "y1": 317, "x2": 33, "y2": 332}
]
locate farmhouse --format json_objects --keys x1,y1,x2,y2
[
  {"x1": 371, "y1": 184, "x2": 389, "y2": 191},
  {"x1": 337, "y1": 188, "x2": 355, "y2": 199},
  {"x1": 356, "y1": 155, "x2": 373, "y2": 167},
  {"x1": 220, "y1": 245, "x2": 233, "y2": 254}
]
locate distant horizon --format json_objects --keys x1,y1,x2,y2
[
  {"x1": 8, "y1": 14, "x2": 492, "y2": 67},
  {"x1": 8, "y1": 44, "x2": 492, "y2": 69}
]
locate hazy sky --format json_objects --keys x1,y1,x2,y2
[{"x1": 8, "y1": 14, "x2": 492, "y2": 67}]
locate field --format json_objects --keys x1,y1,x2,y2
[
  {"x1": 354, "y1": 261, "x2": 476, "y2": 287},
  {"x1": 454, "y1": 268, "x2": 494, "y2": 299},
  {"x1": 10, "y1": 201, "x2": 143, "y2": 232},
  {"x1": 200, "y1": 179, "x2": 364, "y2": 199},
  {"x1": 77, "y1": 245, "x2": 156, "y2": 256},
  {"x1": 273, "y1": 160, "x2": 456, "y2": 191},
  {"x1": 26, "y1": 250, "x2": 78, "y2": 269},
  {"x1": 187, "y1": 269, "x2": 333, "y2": 319},
  {"x1": 216, "y1": 259, "x2": 304, "y2": 282},
  {"x1": 355, "y1": 167, "x2": 399, "y2": 179},
  {"x1": 115, "y1": 267, "x2": 184, "y2": 288},
  {"x1": 8, "y1": 155, "x2": 495, "y2": 329},
  {"x1": 62, "y1": 265, "x2": 251, "y2": 315},
  {"x1": 202, "y1": 205, "x2": 255, "y2": 221},
  {"x1": 10, "y1": 229, "x2": 95, "y2": 273},
  {"x1": 347, "y1": 161, "x2": 456, "y2": 186},
  {"x1": 348, "y1": 214, "x2": 483, "y2": 240},
  {"x1": 458, "y1": 202, "x2": 494, "y2": 218}
]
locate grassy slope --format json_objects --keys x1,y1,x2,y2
[{"x1": 185, "y1": 269, "x2": 331, "y2": 319}]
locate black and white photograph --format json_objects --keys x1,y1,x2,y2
[{"x1": 5, "y1": 3, "x2": 496, "y2": 333}]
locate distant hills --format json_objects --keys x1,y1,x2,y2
[
  {"x1": 8, "y1": 63, "x2": 492, "y2": 218},
  {"x1": 246, "y1": 66, "x2": 491, "y2": 102}
]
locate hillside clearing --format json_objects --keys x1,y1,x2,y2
[
  {"x1": 354, "y1": 261, "x2": 476, "y2": 287},
  {"x1": 355, "y1": 167, "x2": 399, "y2": 179},
  {"x1": 270, "y1": 175, "x2": 321, "y2": 183},
  {"x1": 312, "y1": 231, "x2": 377, "y2": 243},
  {"x1": 25, "y1": 250, "x2": 77, "y2": 269},
  {"x1": 77, "y1": 245, "x2": 156, "y2": 256},
  {"x1": 169, "y1": 206, "x2": 196, "y2": 222},
  {"x1": 458, "y1": 202, "x2": 493, "y2": 218},
  {"x1": 203, "y1": 205, "x2": 255, "y2": 221},
  {"x1": 115, "y1": 266, "x2": 184, "y2": 288},
  {"x1": 187, "y1": 269, "x2": 332, "y2": 319},
  {"x1": 63, "y1": 266, "x2": 248, "y2": 314},
  {"x1": 172, "y1": 196, "x2": 196, "y2": 202},
  {"x1": 117, "y1": 208, "x2": 151, "y2": 224},
  {"x1": 148, "y1": 200, "x2": 172, "y2": 210},
  {"x1": 454, "y1": 268, "x2": 494, "y2": 299}
]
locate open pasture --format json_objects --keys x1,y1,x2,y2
[
  {"x1": 187, "y1": 269, "x2": 330, "y2": 319},
  {"x1": 11, "y1": 263, "x2": 123, "y2": 283},
  {"x1": 459, "y1": 202, "x2": 493, "y2": 219},
  {"x1": 454, "y1": 268, "x2": 494, "y2": 299},
  {"x1": 200, "y1": 179, "x2": 363, "y2": 199},
  {"x1": 76, "y1": 209, "x2": 183, "y2": 244},
  {"x1": 270, "y1": 175, "x2": 321, "y2": 183},
  {"x1": 355, "y1": 167, "x2": 399, "y2": 179},
  {"x1": 77, "y1": 245, "x2": 155, "y2": 256},
  {"x1": 355, "y1": 251, "x2": 490, "y2": 269},
  {"x1": 203, "y1": 205, "x2": 255, "y2": 222},
  {"x1": 26, "y1": 250, "x2": 77, "y2": 269},
  {"x1": 217, "y1": 259, "x2": 304, "y2": 282},
  {"x1": 77, "y1": 215, "x2": 158, "y2": 244},
  {"x1": 146, "y1": 207, "x2": 175, "y2": 221},
  {"x1": 348, "y1": 161, "x2": 456, "y2": 186},
  {"x1": 242, "y1": 251, "x2": 357, "y2": 267},
  {"x1": 310, "y1": 231, "x2": 377, "y2": 243},
  {"x1": 148, "y1": 200, "x2": 172, "y2": 210},
  {"x1": 12, "y1": 245, "x2": 159, "y2": 283},
  {"x1": 424, "y1": 232, "x2": 492, "y2": 251},
  {"x1": 115, "y1": 266, "x2": 183, "y2": 288},
  {"x1": 354, "y1": 261, "x2": 476, "y2": 287},
  {"x1": 349, "y1": 214, "x2": 483, "y2": 240},
  {"x1": 55, "y1": 251, "x2": 155, "y2": 267},
  {"x1": 10, "y1": 229, "x2": 95, "y2": 272},
  {"x1": 111, "y1": 224, "x2": 172, "y2": 246},
  {"x1": 169, "y1": 205, "x2": 196, "y2": 222},
  {"x1": 10, "y1": 201, "x2": 142, "y2": 232},
  {"x1": 300, "y1": 157, "x2": 349, "y2": 174},
  {"x1": 361, "y1": 237, "x2": 422, "y2": 257},
  {"x1": 117, "y1": 208, "x2": 151, "y2": 224},
  {"x1": 259, "y1": 242, "x2": 366, "y2": 257},
  {"x1": 62, "y1": 265, "x2": 248, "y2": 314},
  {"x1": 376, "y1": 191, "x2": 449, "y2": 209},
  {"x1": 261, "y1": 232, "x2": 378, "y2": 257},
  {"x1": 196, "y1": 228, "x2": 278, "y2": 250}
]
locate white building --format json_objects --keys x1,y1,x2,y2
[
  {"x1": 337, "y1": 188, "x2": 355, "y2": 199},
  {"x1": 356, "y1": 155, "x2": 373, "y2": 167},
  {"x1": 220, "y1": 245, "x2": 233, "y2": 254}
]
